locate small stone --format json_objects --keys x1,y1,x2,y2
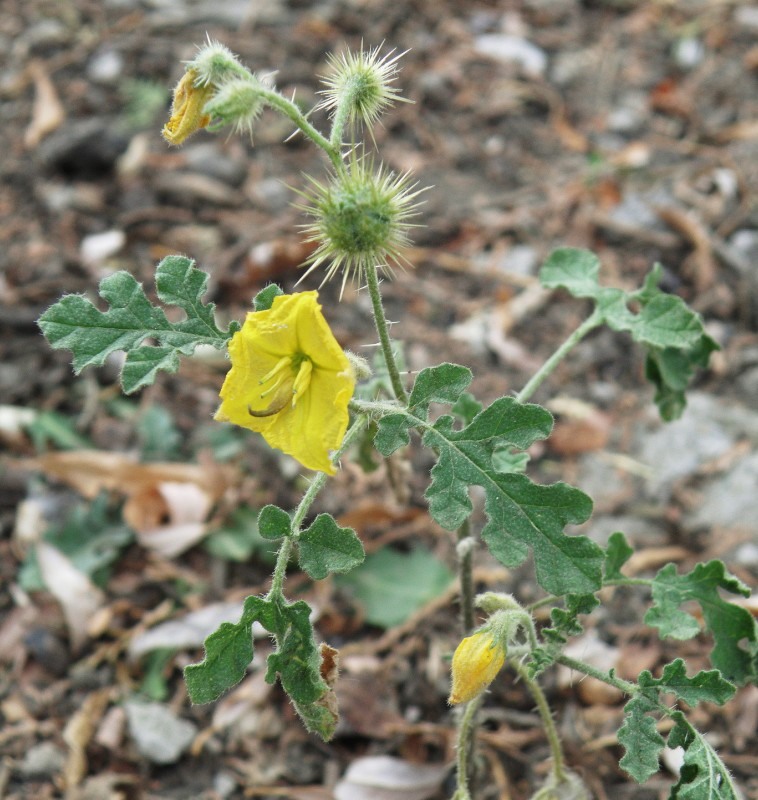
[
  {"x1": 125, "y1": 701, "x2": 197, "y2": 765},
  {"x1": 87, "y1": 49, "x2": 124, "y2": 84},
  {"x1": 80, "y1": 230, "x2": 126, "y2": 268},
  {"x1": 18, "y1": 742, "x2": 66, "y2": 778},
  {"x1": 673, "y1": 38, "x2": 704, "y2": 70},
  {"x1": 735, "y1": 6, "x2": 758, "y2": 29},
  {"x1": 183, "y1": 143, "x2": 248, "y2": 187},
  {"x1": 687, "y1": 452, "x2": 758, "y2": 533},
  {"x1": 474, "y1": 34, "x2": 547, "y2": 76}
]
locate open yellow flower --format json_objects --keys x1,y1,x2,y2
[
  {"x1": 162, "y1": 68, "x2": 215, "y2": 146},
  {"x1": 215, "y1": 292, "x2": 354, "y2": 474},
  {"x1": 449, "y1": 629, "x2": 506, "y2": 705}
]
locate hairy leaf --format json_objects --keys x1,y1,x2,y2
[
  {"x1": 644, "y1": 561, "x2": 756, "y2": 685},
  {"x1": 618, "y1": 695, "x2": 666, "y2": 783},
  {"x1": 669, "y1": 713, "x2": 739, "y2": 799},
  {"x1": 638, "y1": 659, "x2": 735, "y2": 707},
  {"x1": 39, "y1": 256, "x2": 231, "y2": 393},
  {"x1": 604, "y1": 531, "x2": 634, "y2": 581},
  {"x1": 184, "y1": 595, "x2": 273, "y2": 704},
  {"x1": 298, "y1": 514, "x2": 364, "y2": 580},
  {"x1": 377, "y1": 371, "x2": 600, "y2": 596},
  {"x1": 542, "y1": 593, "x2": 600, "y2": 643},
  {"x1": 539, "y1": 248, "x2": 717, "y2": 420},
  {"x1": 258, "y1": 505, "x2": 292, "y2": 540}
]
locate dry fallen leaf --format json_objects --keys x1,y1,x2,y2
[
  {"x1": 26, "y1": 450, "x2": 237, "y2": 556},
  {"x1": 334, "y1": 755, "x2": 449, "y2": 800},
  {"x1": 24, "y1": 60, "x2": 65, "y2": 149},
  {"x1": 36, "y1": 542, "x2": 106, "y2": 652}
]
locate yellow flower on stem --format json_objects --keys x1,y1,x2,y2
[
  {"x1": 162, "y1": 68, "x2": 215, "y2": 146},
  {"x1": 449, "y1": 629, "x2": 506, "y2": 705},
  {"x1": 215, "y1": 292, "x2": 354, "y2": 474}
]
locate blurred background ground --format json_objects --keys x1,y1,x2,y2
[{"x1": 1, "y1": 1, "x2": 757, "y2": 798}]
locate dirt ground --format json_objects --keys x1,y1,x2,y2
[{"x1": 1, "y1": 1, "x2": 757, "y2": 798}]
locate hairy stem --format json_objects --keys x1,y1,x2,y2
[
  {"x1": 516, "y1": 309, "x2": 603, "y2": 404},
  {"x1": 329, "y1": 94, "x2": 353, "y2": 151},
  {"x1": 512, "y1": 660, "x2": 567, "y2": 782},
  {"x1": 259, "y1": 90, "x2": 343, "y2": 172},
  {"x1": 555, "y1": 653, "x2": 638, "y2": 696},
  {"x1": 451, "y1": 694, "x2": 483, "y2": 800},
  {"x1": 364, "y1": 262, "x2": 409, "y2": 403},
  {"x1": 266, "y1": 414, "x2": 368, "y2": 601}
]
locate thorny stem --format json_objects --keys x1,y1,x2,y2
[
  {"x1": 266, "y1": 415, "x2": 369, "y2": 601},
  {"x1": 512, "y1": 660, "x2": 567, "y2": 783},
  {"x1": 451, "y1": 694, "x2": 483, "y2": 800},
  {"x1": 364, "y1": 262, "x2": 409, "y2": 403},
  {"x1": 516, "y1": 309, "x2": 603, "y2": 404},
  {"x1": 258, "y1": 89, "x2": 344, "y2": 172}
]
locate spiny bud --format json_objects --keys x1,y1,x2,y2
[
  {"x1": 187, "y1": 39, "x2": 248, "y2": 87},
  {"x1": 317, "y1": 45, "x2": 409, "y2": 130},
  {"x1": 203, "y1": 73, "x2": 275, "y2": 140},
  {"x1": 448, "y1": 628, "x2": 506, "y2": 705},
  {"x1": 298, "y1": 154, "x2": 424, "y2": 294}
]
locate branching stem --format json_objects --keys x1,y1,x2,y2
[
  {"x1": 516, "y1": 309, "x2": 603, "y2": 404},
  {"x1": 266, "y1": 415, "x2": 369, "y2": 601}
]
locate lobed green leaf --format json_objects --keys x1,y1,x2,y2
[
  {"x1": 604, "y1": 531, "x2": 634, "y2": 581},
  {"x1": 668, "y1": 713, "x2": 739, "y2": 799},
  {"x1": 638, "y1": 659, "x2": 735, "y2": 708},
  {"x1": 297, "y1": 514, "x2": 365, "y2": 580},
  {"x1": 258, "y1": 505, "x2": 292, "y2": 540},
  {"x1": 184, "y1": 595, "x2": 272, "y2": 705},
  {"x1": 644, "y1": 561, "x2": 756, "y2": 685},
  {"x1": 618, "y1": 695, "x2": 666, "y2": 783},
  {"x1": 38, "y1": 256, "x2": 231, "y2": 393}
]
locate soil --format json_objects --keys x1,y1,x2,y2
[{"x1": 1, "y1": 1, "x2": 757, "y2": 799}]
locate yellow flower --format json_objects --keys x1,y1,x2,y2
[
  {"x1": 448, "y1": 629, "x2": 506, "y2": 705},
  {"x1": 215, "y1": 292, "x2": 354, "y2": 474},
  {"x1": 162, "y1": 69, "x2": 215, "y2": 146}
]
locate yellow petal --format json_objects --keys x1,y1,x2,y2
[
  {"x1": 162, "y1": 69, "x2": 215, "y2": 146},
  {"x1": 215, "y1": 292, "x2": 354, "y2": 474},
  {"x1": 448, "y1": 630, "x2": 506, "y2": 705}
]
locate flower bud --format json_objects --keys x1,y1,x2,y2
[
  {"x1": 187, "y1": 39, "x2": 248, "y2": 87},
  {"x1": 203, "y1": 73, "x2": 275, "y2": 139},
  {"x1": 448, "y1": 628, "x2": 506, "y2": 705}
]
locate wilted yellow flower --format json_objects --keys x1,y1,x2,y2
[
  {"x1": 162, "y1": 69, "x2": 215, "y2": 146},
  {"x1": 215, "y1": 292, "x2": 354, "y2": 474},
  {"x1": 449, "y1": 629, "x2": 506, "y2": 705}
]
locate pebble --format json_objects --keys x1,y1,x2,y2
[
  {"x1": 474, "y1": 34, "x2": 547, "y2": 77},
  {"x1": 687, "y1": 452, "x2": 758, "y2": 532},
  {"x1": 673, "y1": 38, "x2": 704, "y2": 70},
  {"x1": 183, "y1": 143, "x2": 248, "y2": 187},
  {"x1": 125, "y1": 700, "x2": 197, "y2": 765},
  {"x1": 17, "y1": 742, "x2": 66, "y2": 778},
  {"x1": 80, "y1": 229, "x2": 126, "y2": 268},
  {"x1": 87, "y1": 49, "x2": 124, "y2": 84},
  {"x1": 735, "y1": 6, "x2": 758, "y2": 30}
]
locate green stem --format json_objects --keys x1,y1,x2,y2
[
  {"x1": 266, "y1": 414, "x2": 368, "y2": 601},
  {"x1": 259, "y1": 90, "x2": 343, "y2": 172},
  {"x1": 456, "y1": 519, "x2": 475, "y2": 635},
  {"x1": 512, "y1": 661, "x2": 567, "y2": 782},
  {"x1": 516, "y1": 309, "x2": 603, "y2": 404},
  {"x1": 329, "y1": 92, "x2": 353, "y2": 151},
  {"x1": 364, "y1": 262, "x2": 409, "y2": 403},
  {"x1": 555, "y1": 653, "x2": 637, "y2": 696},
  {"x1": 451, "y1": 694, "x2": 483, "y2": 800}
]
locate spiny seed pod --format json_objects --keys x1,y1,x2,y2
[
  {"x1": 448, "y1": 629, "x2": 506, "y2": 705},
  {"x1": 298, "y1": 154, "x2": 424, "y2": 293},
  {"x1": 317, "y1": 45, "x2": 409, "y2": 130}
]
